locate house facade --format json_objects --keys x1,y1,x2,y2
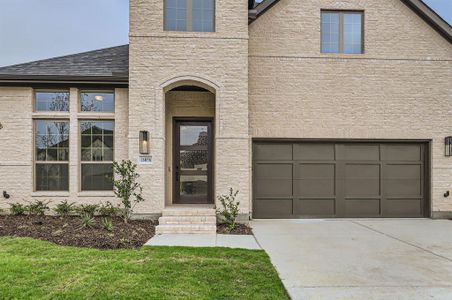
[{"x1": 0, "y1": 0, "x2": 451, "y2": 223}]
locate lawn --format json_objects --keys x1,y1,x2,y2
[{"x1": 0, "y1": 237, "x2": 288, "y2": 300}]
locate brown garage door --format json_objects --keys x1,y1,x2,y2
[{"x1": 253, "y1": 141, "x2": 429, "y2": 218}]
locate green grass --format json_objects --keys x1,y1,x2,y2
[{"x1": 0, "y1": 237, "x2": 288, "y2": 300}]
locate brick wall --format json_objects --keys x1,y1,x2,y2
[
  {"x1": 0, "y1": 88, "x2": 129, "y2": 212},
  {"x1": 249, "y1": 0, "x2": 452, "y2": 215}
]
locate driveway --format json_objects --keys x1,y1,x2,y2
[{"x1": 251, "y1": 219, "x2": 452, "y2": 300}]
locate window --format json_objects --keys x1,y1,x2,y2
[
  {"x1": 35, "y1": 120, "x2": 69, "y2": 191},
  {"x1": 321, "y1": 11, "x2": 363, "y2": 54},
  {"x1": 165, "y1": 0, "x2": 215, "y2": 32},
  {"x1": 80, "y1": 91, "x2": 115, "y2": 113},
  {"x1": 35, "y1": 91, "x2": 69, "y2": 112},
  {"x1": 80, "y1": 121, "x2": 114, "y2": 191}
]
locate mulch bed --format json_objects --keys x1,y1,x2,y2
[
  {"x1": 0, "y1": 215, "x2": 156, "y2": 249},
  {"x1": 217, "y1": 223, "x2": 253, "y2": 235}
]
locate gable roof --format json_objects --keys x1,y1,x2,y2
[
  {"x1": 0, "y1": 45, "x2": 129, "y2": 84},
  {"x1": 248, "y1": 0, "x2": 452, "y2": 44}
]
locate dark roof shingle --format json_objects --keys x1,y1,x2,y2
[{"x1": 0, "y1": 45, "x2": 129, "y2": 81}]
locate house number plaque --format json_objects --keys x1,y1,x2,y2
[{"x1": 138, "y1": 155, "x2": 153, "y2": 165}]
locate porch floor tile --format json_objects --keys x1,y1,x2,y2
[{"x1": 144, "y1": 234, "x2": 261, "y2": 250}]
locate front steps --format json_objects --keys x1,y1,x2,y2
[{"x1": 156, "y1": 206, "x2": 217, "y2": 234}]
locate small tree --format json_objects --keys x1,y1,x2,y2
[
  {"x1": 216, "y1": 188, "x2": 240, "y2": 232},
  {"x1": 112, "y1": 160, "x2": 144, "y2": 223}
]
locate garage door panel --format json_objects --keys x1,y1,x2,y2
[
  {"x1": 254, "y1": 163, "x2": 292, "y2": 197},
  {"x1": 337, "y1": 144, "x2": 379, "y2": 161},
  {"x1": 254, "y1": 199, "x2": 293, "y2": 218},
  {"x1": 384, "y1": 179, "x2": 422, "y2": 196},
  {"x1": 294, "y1": 164, "x2": 335, "y2": 197},
  {"x1": 293, "y1": 144, "x2": 335, "y2": 161},
  {"x1": 384, "y1": 199, "x2": 422, "y2": 216},
  {"x1": 345, "y1": 199, "x2": 381, "y2": 216},
  {"x1": 254, "y1": 143, "x2": 292, "y2": 161},
  {"x1": 381, "y1": 144, "x2": 421, "y2": 161},
  {"x1": 294, "y1": 199, "x2": 335, "y2": 216},
  {"x1": 255, "y1": 163, "x2": 293, "y2": 178},
  {"x1": 255, "y1": 179, "x2": 292, "y2": 197},
  {"x1": 345, "y1": 164, "x2": 380, "y2": 197},
  {"x1": 385, "y1": 164, "x2": 422, "y2": 179}
]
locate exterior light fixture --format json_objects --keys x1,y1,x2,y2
[
  {"x1": 139, "y1": 131, "x2": 149, "y2": 154},
  {"x1": 94, "y1": 95, "x2": 104, "y2": 101},
  {"x1": 446, "y1": 136, "x2": 452, "y2": 157}
]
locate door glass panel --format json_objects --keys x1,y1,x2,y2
[
  {"x1": 180, "y1": 125, "x2": 208, "y2": 147},
  {"x1": 180, "y1": 150, "x2": 208, "y2": 171},
  {"x1": 176, "y1": 122, "x2": 211, "y2": 203},
  {"x1": 180, "y1": 175, "x2": 208, "y2": 197}
]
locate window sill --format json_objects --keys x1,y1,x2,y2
[
  {"x1": 32, "y1": 112, "x2": 70, "y2": 119},
  {"x1": 319, "y1": 53, "x2": 365, "y2": 58},
  {"x1": 77, "y1": 112, "x2": 115, "y2": 119},
  {"x1": 77, "y1": 191, "x2": 115, "y2": 198},
  {"x1": 32, "y1": 191, "x2": 70, "y2": 197}
]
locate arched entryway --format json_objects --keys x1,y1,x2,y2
[{"x1": 163, "y1": 80, "x2": 216, "y2": 206}]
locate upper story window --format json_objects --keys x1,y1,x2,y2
[
  {"x1": 35, "y1": 91, "x2": 69, "y2": 112},
  {"x1": 164, "y1": 0, "x2": 215, "y2": 32},
  {"x1": 80, "y1": 91, "x2": 115, "y2": 113},
  {"x1": 321, "y1": 11, "x2": 363, "y2": 54}
]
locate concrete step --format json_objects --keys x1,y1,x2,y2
[
  {"x1": 155, "y1": 224, "x2": 217, "y2": 235},
  {"x1": 159, "y1": 215, "x2": 217, "y2": 225},
  {"x1": 162, "y1": 208, "x2": 216, "y2": 217}
]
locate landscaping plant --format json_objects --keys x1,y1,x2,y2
[
  {"x1": 216, "y1": 188, "x2": 240, "y2": 232},
  {"x1": 9, "y1": 203, "x2": 27, "y2": 216},
  {"x1": 98, "y1": 201, "x2": 121, "y2": 218},
  {"x1": 80, "y1": 213, "x2": 95, "y2": 228},
  {"x1": 27, "y1": 200, "x2": 50, "y2": 216},
  {"x1": 101, "y1": 218, "x2": 114, "y2": 232},
  {"x1": 112, "y1": 160, "x2": 144, "y2": 223},
  {"x1": 76, "y1": 204, "x2": 99, "y2": 218},
  {"x1": 54, "y1": 200, "x2": 76, "y2": 217}
]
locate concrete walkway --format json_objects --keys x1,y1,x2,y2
[
  {"x1": 145, "y1": 233, "x2": 261, "y2": 250},
  {"x1": 251, "y1": 219, "x2": 452, "y2": 300}
]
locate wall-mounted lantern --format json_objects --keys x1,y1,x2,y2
[
  {"x1": 139, "y1": 131, "x2": 150, "y2": 154},
  {"x1": 446, "y1": 136, "x2": 452, "y2": 157}
]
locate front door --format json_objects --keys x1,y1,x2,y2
[{"x1": 174, "y1": 119, "x2": 213, "y2": 204}]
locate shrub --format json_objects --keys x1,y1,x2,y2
[
  {"x1": 101, "y1": 218, "x2": 114, "y2": 232},
  {"x1": 76, "y1": 204, "x2": 99, "y2": 218},
  {"x1": 112, "y1": 160, "x2": 144, "y2": 223},
  {"x1": 216, "y1": 188, "x2": 240, "y2": 232},
  {"x1": 54, "y1": 200, "x2": 76, "y2": 217},
  {"x1": 9, "y1": 203, "x2": 27, "y2": 216},
  {"x1": 27, "y1": 200, "x2": 50, "y2": 216},
  {"x1": 98, "y1": 201, "x2": 121, "y2": 218},
  {"x1": 80, "y1": 213, "x2": 95, "y2": 228}
]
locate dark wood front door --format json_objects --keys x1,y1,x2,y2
[{"x1": 174, "y1": 119, "x2": 213, "y2": 204}]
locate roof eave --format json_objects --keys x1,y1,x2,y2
[{"x1": 0, "y1": 74, "x2": 129, "y2": 87}]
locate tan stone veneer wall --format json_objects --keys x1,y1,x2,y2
[
  {"x1": 249, "y1": 0, "x2": 452, "y2": 216},
  {"x1": 129, "y1": 0, "x2": 251, "y2": 216},
  {"x1": 164, "y1": 91, "x2": 215, "y2": 206},
  {"x1": 0, "y1": 87, "x2": 129, "y2": 212}
]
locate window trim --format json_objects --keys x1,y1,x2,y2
[
  {"x1": 34, "y1": 89, "x2": 70, "y2": 113},
  {"x1": 78, "y1": 89, "x2": 115, "y2": 113},
  {"x1": 164, "y1": 0, "x2": 216, "y2": 32},
  {"x1": 321, "y1": 10, "x2": 365, "y2": 54},
  {"x1": 78, "y1": 119, "x2": 115, "y2": 192},
  {"x1": 33, "y1": 119, "x2": 70, "y2": 192}
]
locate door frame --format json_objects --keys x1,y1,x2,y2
[{"x1": 172, "y1": 117, "x2": 214, "y2": 204}]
